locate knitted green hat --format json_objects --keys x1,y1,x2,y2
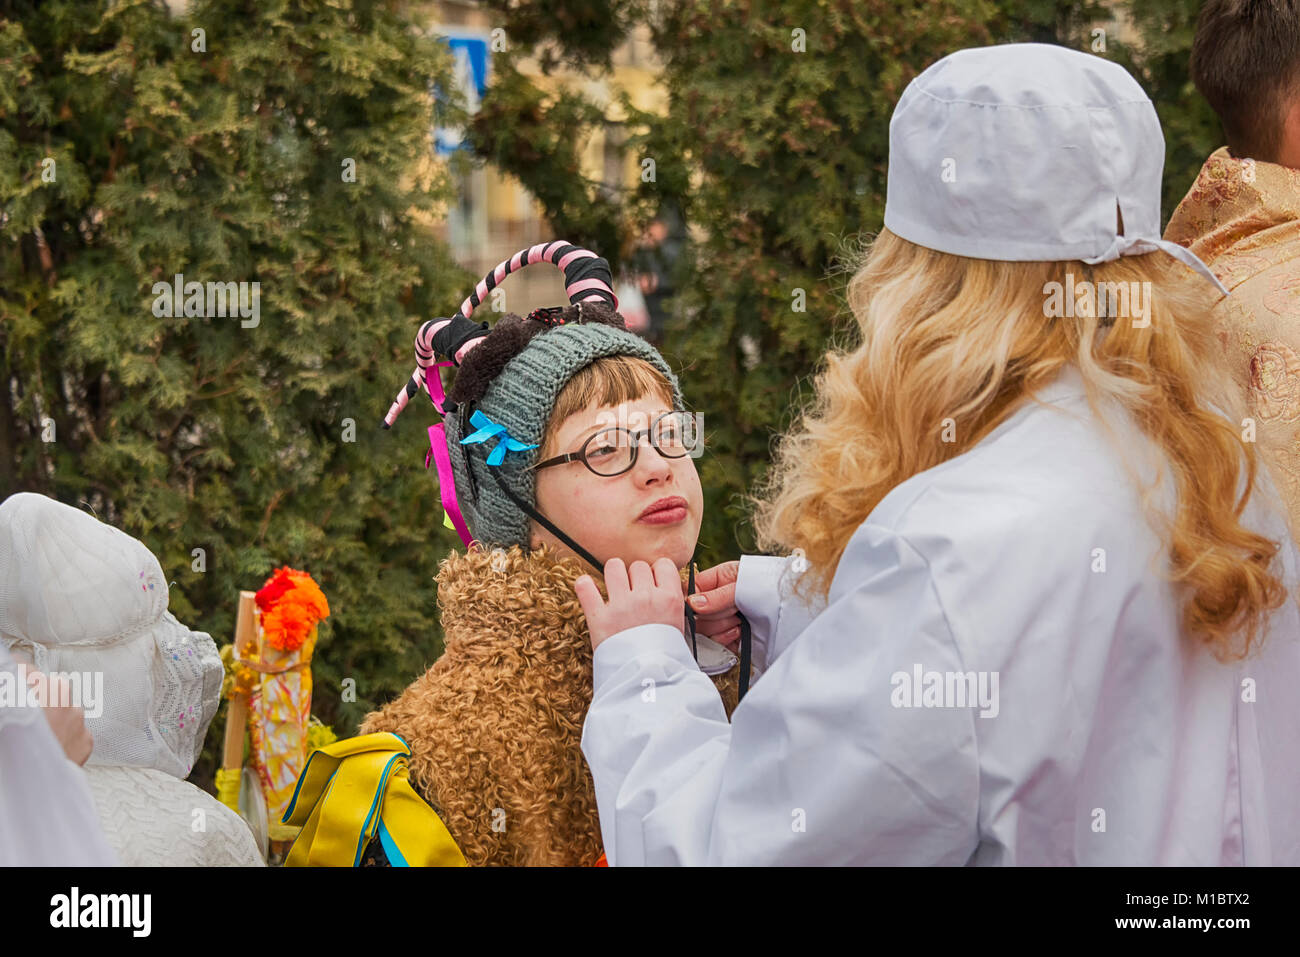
[{"x1": 382, "y1": 241, "x2": 683, "y2": 550}]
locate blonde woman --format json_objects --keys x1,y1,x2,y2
[{"x1": 575, "y1": 44, "x2": 1300, "y2": 865}]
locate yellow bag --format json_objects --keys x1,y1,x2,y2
[{"x1": 281, "y1": 732, "x2": 467, "y2": 867}]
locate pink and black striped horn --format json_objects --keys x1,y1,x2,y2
[{"x1": 382, "y1": 241, "x2": 619, "y2": 428}]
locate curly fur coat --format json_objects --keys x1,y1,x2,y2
[{"x1": 359, "y1": 544, "x2": 743, "y2": 866}]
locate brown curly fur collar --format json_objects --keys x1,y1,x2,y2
[{"x1": 359, "y1": 544, "x2": 741, "y2": 866}]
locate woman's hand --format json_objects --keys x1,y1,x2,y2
[
  {"x1": 576, "y1": 558, "x2": 685, "y2": 651},
  {"x1": 685, "y1": 561, "x2": 742, "y2": 651}
]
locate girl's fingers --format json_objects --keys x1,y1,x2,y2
[
  {"x1": 651, "y1": 557, "x2": 679, "y2": 590},
  {"x1": 628, "y1": 560, "x2": 655, "y2": 594},
  {"x1": 574, "y1": 575, "x2": 605, "y2": 618},
  {"x1": 603, "y1": 558, "x2": 630, "y2": 599}
]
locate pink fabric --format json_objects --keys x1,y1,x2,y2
[
  {"x1": 423, "y1": 364, "x2": 475, "y2": 547},
  {"x1": 424, "y1": 361, "x2": 450, "y2": 415},
  {"x1": 416, "y1": 319, "x2": 484, "y2": 367},
  {"x1": 427, "y1": 423, "x2": 474, "y2": 548},
  {"x1": 459, "y1": 243, "x2": 609, "y2": 321},
  {"x1": 558, "y1": 248, "x2": 597, "y2": 271}
]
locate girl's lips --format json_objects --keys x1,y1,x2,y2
[{"x1": 637, "y1": 505, "x2": 688, "y2": 525}]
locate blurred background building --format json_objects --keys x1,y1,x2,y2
[{"x1": 417, "y1": 1, "x2": 673, "y2": 327}]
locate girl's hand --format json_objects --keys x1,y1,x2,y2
[
  {"x1": 686, "y1": 561, "x2": 742, "y2": 651},
  {"x1": 576, "y1": 557, "x2": 685, "y2": 651}
]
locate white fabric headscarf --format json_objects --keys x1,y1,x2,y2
[
  {"x1": 883, "y1": 42, "x2": 1229, "y2": 295},
  {"x1": 0, "y1": 492, "x2": 222, "y2": 779}
]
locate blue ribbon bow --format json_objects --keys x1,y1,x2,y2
[{"x1": 459, "y1": 410, "x2": 539, "y2": 467}]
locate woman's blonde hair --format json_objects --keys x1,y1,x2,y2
[{"x1": 753, "y1": 228, "x2": 1286, "y2": 659}]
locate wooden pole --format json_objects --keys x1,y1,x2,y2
[{"x1": 221, "y1": 592, "x2": 259, "y2": 771}]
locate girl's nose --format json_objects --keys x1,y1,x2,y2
[{"x1": 632, "y1": 436, "x2": 673, "y2": 485}]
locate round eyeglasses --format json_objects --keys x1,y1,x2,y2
[{"x1": 532, "y1": 410, "x2": 701, "y2": 477}]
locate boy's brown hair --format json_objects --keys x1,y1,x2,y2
[{"x1": 1190, "y1": 0, "x2": 1300, "y2": 162}]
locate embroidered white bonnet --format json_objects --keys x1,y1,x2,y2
[{"x1": 0, "y1": 492, "x2": 222, "y2": 778}]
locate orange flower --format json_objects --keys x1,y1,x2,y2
[{"x1": 257, "y1": 566, "x2": 330, "y2": 652}]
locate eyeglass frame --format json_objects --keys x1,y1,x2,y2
[{"x1": 530, "y1": 409, "x2": 698, "y2": 478}]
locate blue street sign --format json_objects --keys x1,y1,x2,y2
[{"x1": 434, "y1": 33, "x2": 490, "y2": 155}]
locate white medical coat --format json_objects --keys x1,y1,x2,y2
[{"x1": 581, "y1": 366, "x2": 1300, "y2": 865}]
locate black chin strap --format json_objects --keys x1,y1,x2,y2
[
  {"x1": 484, "y1": 466, "x2": 751, "y2": 701},
  {"x1": 686, "y1": 561, "x2": 699, "y2": 660},
  {"x1": 486, "y1": 467, "x2": 604, "y2": 573}
]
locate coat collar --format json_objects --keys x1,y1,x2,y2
[
  {"x1": 435, "y1": 544, "x2": 589, "y2": 655},
  {"x1": 1165, "y1": 147, "x2": 1300, "y2": 284},
  {"x1": 968, "y1": 364, "x2": 1090, "y2": 452},
  {"x1": 435, "y1": 544, "x2": 739, "y2": 675}
]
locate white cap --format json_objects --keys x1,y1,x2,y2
[{"x1": 884, "y1": 43, "x2": 1228, "y2": 296}]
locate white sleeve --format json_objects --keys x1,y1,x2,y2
[
  {"x1": 0, "y1": 651, "x2": 120, "y2": 866},
  {"x1": 735, "y1": 554, "x2": 825, "y2": 674},
  {"x1": 733, "y1": 555, "x2": 780, "y2": 674},
  {"x1": 581, "y1": 523, "x2": 980, "y2": 866}
]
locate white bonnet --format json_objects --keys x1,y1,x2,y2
[{"x1": 0, "y1": 492, "x2": 221, "y2": 779}]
